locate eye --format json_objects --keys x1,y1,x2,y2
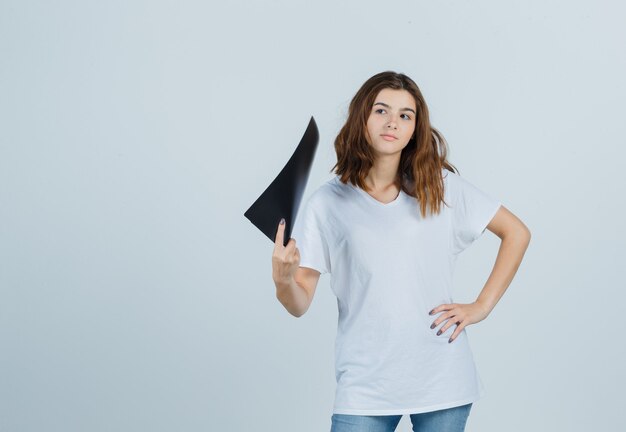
[
  {"x1": 375, "y1": 108, "x2": 386, "y2": 114},
  {"x1": 401, "y1": 113, "x2": 412, "y2": 120}
]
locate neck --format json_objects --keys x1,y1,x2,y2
[{"x1": 365, "y1": 155, "x2": 401, "y2": 190}]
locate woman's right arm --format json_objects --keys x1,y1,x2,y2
[{"x1": 272, "y1": 218, "x2": 321, "y2": 317}]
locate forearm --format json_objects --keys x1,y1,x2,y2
[
  {"x1": 275, "y1": 276, "x2": 309, "y2": 317},
  {"x1": 475, "y1": 229, "x2": 531, "y2": 315}
]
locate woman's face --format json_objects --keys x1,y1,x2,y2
[{"x1": 365, "y1": 88, "x2": 417, "y2": 157}]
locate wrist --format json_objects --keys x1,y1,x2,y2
[{"x1": 474, "y1": 299, "x2": 493, "y2": 316}]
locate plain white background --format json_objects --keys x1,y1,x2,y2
[{"x1": 1, "y1": 1, "x2": 624, "y2": 431}]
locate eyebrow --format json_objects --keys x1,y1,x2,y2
[{"x1": 373, "y1": 102, "x2": 416, "y2": 115}]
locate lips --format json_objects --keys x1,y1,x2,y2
[{"x1": 381, "y1": 134, "x2": 398, "y2": 140}]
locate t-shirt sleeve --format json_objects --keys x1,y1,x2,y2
[
  {"x1": 290, "y1": 194, "x2": 331, "y2": 275},
  {"x1": 448, "y1": 171, "x2": 502, "y2": 255}
]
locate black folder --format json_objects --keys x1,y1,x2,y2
[{"x1": 244, "y1": 116, "x2": 319, "y2": 247}]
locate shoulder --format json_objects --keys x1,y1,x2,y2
[
  {"x1": 441, "y1": 167, "x2": 455, "y2": 196},
  {"x1": 307, "y1": 175, "x2": 350, "y2": 208},
  {"x1": 442, "y1": 167, "x2": 457, "y2": 183},
  {"x1": 442, "y1": 168, "x2": 476, "y2": 203},
  {"x1": 442, "y1": 167, "x2": 470, "y2": 191}
]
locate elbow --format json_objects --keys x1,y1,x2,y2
[
  {"x1": 275, "y1": 295, "x2": 309, "y2": 318},
  {"x1": 522, "y1": 224, "x2": 531, "y2": 244},
  {"x1": 500, "y1": 225, "x2": 531, "y2": 247},
  {"x1": 287, "y1": 308, "x2": 308, "y2": 318},
  {"x1": 512, "y1": 226, "x2": 532, "y2": 248},
  {"x1": 291, "y1": 303, "x2": 311, "y2": 318},
  {"x1": 511, "y1": 220, "x2": 531, "y2": 242}
]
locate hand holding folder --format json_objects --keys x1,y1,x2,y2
[{"x1": 244, "y1": 116, "x2": 320, "y2": 247}]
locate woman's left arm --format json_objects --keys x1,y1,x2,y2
[
  {"x1": 474, "y1": 205, "x2": 531, "y2": 315},
  {"x1": 429, "y1": 205, "x2": 531, "y2": 343}
]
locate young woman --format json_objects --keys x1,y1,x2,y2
[{"x1": 272, "y1": 71, "x2": 530, "y2": 432}]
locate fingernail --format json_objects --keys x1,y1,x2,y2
[
  {"x1": 448, "y1": 338, "x2": 453, "y2": 343},
  {"x1": 437, "y1": 330, "x2": 442, "y2": 336},
  {"x1": 430, "y1": 323, "x2": 436, "y2": 329},
  {"x1": 280, "y1": 218, "x2": 285, "y2": 225},
  {"x1": 429, "y1": 309, "x2": 434, "y2": 315}
]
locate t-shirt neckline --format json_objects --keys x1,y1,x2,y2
[{"x1": 344, "y1": 178, "x2": 404, "y2": 208}]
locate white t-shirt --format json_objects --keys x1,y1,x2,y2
[{"x1": 290, "y1": 167, "x2": 502, "y2": 415}]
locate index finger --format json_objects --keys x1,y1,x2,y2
[{"x1": 274, "y1": 217, "x2": 286, "y2": 248}]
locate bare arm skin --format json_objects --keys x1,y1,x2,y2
[
  {"x1": 429, "y1": 205, "x2": 531, "y2": 343},
  {"x1": 272, "y1": 219, "x2": 321, "y2": 317},
  {"x1": 475, "y1": 205, "x2": 531, "y2": 315}
]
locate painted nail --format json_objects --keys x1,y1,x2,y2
[
  {"x1": 437, "y1": 330, "x2": 442, "y2": 336},
  {"x1": 429, "y1": 310, "x2": 434, "y2": 315},
  {"x1": 430, "y1": 323, "x2": 436, "y2": 329},
  {"x1": 448, "y1": 338, "x2": 453, "y2": 343}
]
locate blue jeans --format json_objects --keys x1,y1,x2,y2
[{"x1": 330, "y1": 403, "x2": 472, "y2": 432}]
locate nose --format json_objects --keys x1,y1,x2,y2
[{"x1": 386, "y1": 112, "x2": 399, "y2": 129}]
